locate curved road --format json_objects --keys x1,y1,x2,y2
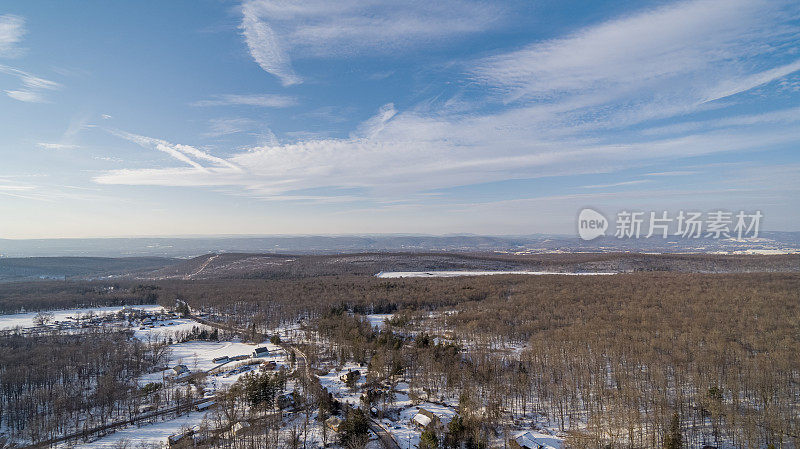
[{"x1": 368, "y1": 419, "x2": 402, "y2": 449}]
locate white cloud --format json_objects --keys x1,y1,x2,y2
[
  {"x1": 0, "y1": 65, "x2": 60, "y2": 103},
  {"x1": 5, "y1": 89, "x2": 44, "y2": 102},
  {"x1": 37, "y1": 143, "x2": 79, "y2": 150},
  {"x1": 240, "y1": 10, "x2": 300, "y2": 86},
  {"x1": 107, "y1": 129, "x2": 241, "y2": 172},
  {"x1": 239, "y1": 0, "x2": 502, "y2": 84},
  {"x1": 582, "y1": 180, "x2": 649, "y2": 189},
  {"x1": 702, "y1": 60, "x2": 800, "y2": 103},
  {"x1": 0, "y1": 18, "x2": 62, "y2": 103},
  {"x1": 0, "y1": 183, "x2": 35, "y2": 191},
  {"x1": 203, "y1": 118, "x2": 257, "y2": 137},
  {"x1": 470, "y1": 0, "x2": 800, "y2": 119},
  {"x1": 95, "y1": 0, "x2": 800, "y2": 206},
  {"x1": 0, "y1": 14, "x2": 25, "y2": 57},
  {"x1": 94, "y1": 104, "x2": 800, "y2": 198},
  {"x1": 34, "y1": 115, "x2": 93, "y2": 151},
  {"x1": 641, "y1": 107, "x2": 800, "y2": 137},
  {"x1": 191, "y1": 93, "x2": 297, "y2": 107},
  {"x1": 645, "y1": 171, "x2": 699, "y2": 177},
  {"x1": 354, "y1": 103, "x2": 397, "y2": 138}
]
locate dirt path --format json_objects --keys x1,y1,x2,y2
[{"x1": 184, "y1": 254, "x2": 220, "y2": 279}]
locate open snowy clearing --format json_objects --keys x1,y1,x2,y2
[
  {"x1": 366, "y1": 314, "x2": 394, "y2": 330},
  {"x1": 375, "y1": 271, "x2": 617, "y2": 278},
  {"x1": 138, "y1": 339, "x2": 286, "y2": 384},
  {"x1": 0, "y1": 305, "x2": 164, "y2": 330},
  {"x1": 133, "y1": 318, "x2": 209, "y2": 341}
]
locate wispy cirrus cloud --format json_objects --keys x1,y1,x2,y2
[
  {"x1": 471, "y1": 0, "x2": 799, "y2": 103},
  {"x1": 0, "y1": 14, "x2": 25, "y2": 57},
  {"x1": 94, "y1": 103, "x2": 800, "y2": 198},
  {"x1": 191, "y1": 93, "x2": 297, "y2": 108},
  {"x1": 645, "y1": 171, "x2": 699, "y2": 177},
  {"x1": 0, "y1": 183, "x2": 35, "y2": 191},
  {"x1": 582, "y1": 180, "x2": 649, "y2": 189},
  {"x1": 701, "y1": 60, "x2": 800, "y2": 103},
  {"x1": 203, "y1": 118, "x2": 258, "y2": 138},
  {"x1": 0, "y1": 15, "x2": 62, "y2": 103},
  {"x1": 240, "y1": 8, "x2": 299, "y2": 86},
  {"x1": 36, "y1": 115, "x2": 93, "y2": 150},
  {"x1": 37, "y1": 143, "x2": 79, "y2": 150},
  {"x1": 96, "y1": 0, "x2": 800, "y2": 207},
  {"x1": 240, "y1": 0, "x2": 503, "y2": 85},
  {"x1": 0, "y1": 64, "x2": 60, "y2": 103},
  {"x1": 106, "y1": 129, "x2": 241, "y2": 172}
]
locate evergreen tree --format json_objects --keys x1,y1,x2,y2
[
  {"x1": 339, "y1": 408, "x2": 370, "y2": 448},
  {"x1": 420, "y1": 428, "x2": 439, "y2": 449},
  {"x1": 445, "y1": 415, "x2": 465, "y2": 449},
  {"x1": 664, "y1": 412, "x2": 682, "y2": 449}
]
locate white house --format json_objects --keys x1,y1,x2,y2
[{"x1": 509, "y1": 431, "x2": 562, "y2": 449}]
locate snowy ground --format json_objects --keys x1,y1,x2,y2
[
  {"x1": 138, "y1": 339, "x2": 286, "y2": 385},
  {"x1": 133, "y1": 318, "x2": 210, "y2": 342},
  {"x1": 511, "y1": 430, "x2": 563, "y2": 449},
  {"x1": 317, "y1": 363, "x2": 368, "y2": 406},
  {"x1": 64, "y1": 411, "x2": 209, "y2": 448},
  {"x1": 0, "y1": 305, "x2": 164, "y2": 330},
  {"x1": 375, "y1": 271, "x2": 617, "y2": 278},
  {"x1": 365, "y1": 314, "x2": 394, "y2": 330},
  {"x1": 389, "y1": 401, "x2": 458, "y2": 449}
]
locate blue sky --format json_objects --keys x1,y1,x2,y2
[{"x1": 0, "y1": 0, "x2": 798, "y2": 238}]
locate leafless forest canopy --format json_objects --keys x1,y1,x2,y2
[
  {"x1": 0, "y1": 253, "x2": 798, "y2": 448},
  {"x1": 143, "y1": 252, "x2": 800, "y2": 280}
]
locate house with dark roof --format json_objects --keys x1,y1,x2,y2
[{"x1": 253, "y1": 346, "x2": 270, "y2": 358}]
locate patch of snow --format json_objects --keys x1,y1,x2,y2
[
  {"x1": 366, "y1": 314, "x2": 394, "y2": 330},
  {"x1": 375, "y1": 271, "x2": 617, "y2": 278}
]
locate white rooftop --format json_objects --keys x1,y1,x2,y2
[
  {"x1": 514, "y1": 431, "x2": 562, "y2": 449},
  {"x1": 412, "y1": 413, "x2": 432, "y2": 427}
]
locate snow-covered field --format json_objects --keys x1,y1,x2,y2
[
  {"x1": 0, "y1": 305, "x2": 164, "y2": 330},
  {"x1": 375, "y1": 271, "x2": 617, "y2": 278},
  {"x1": 133, "y1": 318, "x2": 208, "y2": 341},
  {"x1": 67, "y1": 412, "x2": 208, "y2": 448},
  {"x1": 138, "y1": 339, "x2": 285, "y2": 384}
]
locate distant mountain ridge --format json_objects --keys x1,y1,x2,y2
[
  {"x1": 0, "y1": 232, "x2": 798, "y2": 258},
  {"x1": 138, "y1": 252, "x2": 800, "y2": 281},
  {"x1": 2, "y1": 251, "x2": 797, "y2": 283},
  {"x1": 0, "y1": 257, "x2": 178, "y2": 282}
]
